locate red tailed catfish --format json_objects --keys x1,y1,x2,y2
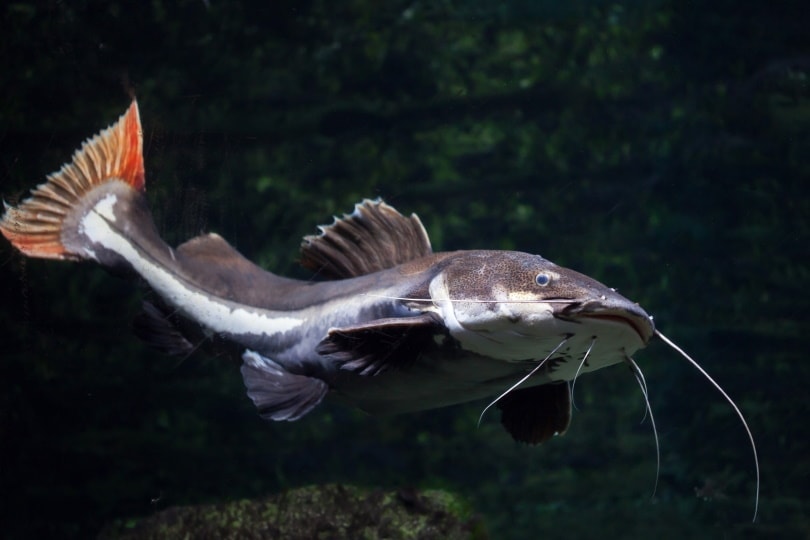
[{"x1": 0, "y1": 101, "x2": 758, "y2": 519}]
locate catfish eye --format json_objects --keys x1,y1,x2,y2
[{"x1": 535, "y1": 273, "x2": 551, "y2": 286}]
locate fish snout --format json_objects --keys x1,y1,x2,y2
[{"x1": 557, "y1": 295, "x2": 655, "y2": 345}]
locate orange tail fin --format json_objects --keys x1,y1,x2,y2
[{"x1": 0, "y1": 100, "x2": 144, "y2": 260}]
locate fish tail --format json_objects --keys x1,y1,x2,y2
[{"x1": 0, "y1": 100, "x2": 145, "y2": 261}]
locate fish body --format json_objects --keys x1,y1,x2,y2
[{"x1": 1, "y1": 101, "x2": 654, "y2": 443}]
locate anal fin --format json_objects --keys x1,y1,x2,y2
[
  {"x1": 240, "y1": 350, "x2": 328, "y2": 421},
  {"x1": 497, "y1": 383, "x2": 572, "y2": 445},
  {"x1": 132, "y1": 300, "x2": 194, "y2": 356}
]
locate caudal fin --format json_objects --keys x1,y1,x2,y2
[{"x1": 0, "y1": 100, "x2": 144, "y2": 260}]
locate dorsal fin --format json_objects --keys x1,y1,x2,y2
[{"x1": 300, "y1": 199, "x2": 432, "y2": 279}]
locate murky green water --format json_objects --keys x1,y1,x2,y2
[{"x1": 0, "y1": 1, "x2": 806, "y2": 538}]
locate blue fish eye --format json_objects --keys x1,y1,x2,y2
[{"x1": 535, "y1": 273, "x2": 550, "y2": 286}]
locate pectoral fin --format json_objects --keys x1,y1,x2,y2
[
  {"x1": 497, "y1": 383, "x2": 572, "y2": 445},
  {"x1": 316, "y1": 313, "x2": 444, "y2": 376},
  {"x1": 240, "y1": 350, "x2": 328, "y2": 421}
]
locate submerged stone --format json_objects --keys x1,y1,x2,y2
[{"x1": 100, "y1": 484, "x2": 487, "y2": 540}]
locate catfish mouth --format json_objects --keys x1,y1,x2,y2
[
  {"x1": 554, "y1": 299, "x2": 655, "y2": 345},
  {"x1": 577, "y1": 311, "x2": 654, "y2": 345}
]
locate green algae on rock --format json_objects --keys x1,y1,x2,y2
[{"x1": 100, "y1": 484, "x2": 487, "y2": 540}]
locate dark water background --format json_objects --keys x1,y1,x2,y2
[{"x1": 0, "y1": 1, "x2": 807, "y2": 538}]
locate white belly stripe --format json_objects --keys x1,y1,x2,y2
[{"x1": 80, "y1": 195, "x2": 304, "y2": 337}]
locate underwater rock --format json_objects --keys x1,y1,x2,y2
[{"x1": 100, "y1": 483, "x2": 487, "y2": 540}]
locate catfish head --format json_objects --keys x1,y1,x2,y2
[{"x1": 426, "y1": 250, "x2": 655, "y2": 380}]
